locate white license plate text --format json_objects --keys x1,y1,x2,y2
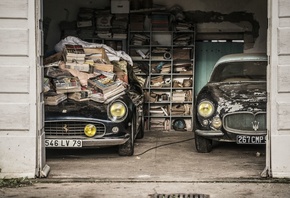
[
  {"x1": 45, "y1": 139, "x2": 82, "y2": 147},
  {"x1": 236, "y1": 135, "x2": 266, "y2": 144}
]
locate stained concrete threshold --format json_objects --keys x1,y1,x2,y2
[{"x1": 46, "y1": 130, "x2": 266, "y2": 181}]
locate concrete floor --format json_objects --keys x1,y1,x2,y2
[
  {"x1": 46, "y1": 130, "x2": 266, "y2": 181},
  {"x1": 2, "y1": 131, "x2": 290, "y2": 198}
]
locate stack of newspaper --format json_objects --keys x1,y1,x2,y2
[
  {"x1": 88, "y1": 75, "x2": 126, "y2": 99},
  {"x1": 44, "y1": 93, "x2": 67, "y2": 106},
  {"x1": 43, "y1": 44, "x2": 128, "y2": 105},
  {"x1": 172, "y1": 90, "x2": 186, "y2": 102},
  {"x1": 53, "y1": 77, "x2": 82, "y2": 94}
]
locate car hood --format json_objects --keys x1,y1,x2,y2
[
  {"x1": 45, "y1": 99, "x2": 109, "y2": 121},
  {"x1": 207, "y1": 81, "x2": 267, "y2": 114}
]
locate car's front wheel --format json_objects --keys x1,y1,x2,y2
[
  {"x1": 118, "y1": 118, "x2": 135, "y2": 156},
  {"x1": 195, "y1": 134, "x2": 213, "y2": 153}
]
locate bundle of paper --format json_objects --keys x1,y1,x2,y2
[
  {"x1": 172, "y1": 90, "x2": 186, "y2": 102},
  {"x1": 68, "y1": 90, "x2": 92, "y2": 102},
  {"x1": 53, "y1": 77, "x2": 81, "y2": 94},
  {"x1": 65, "y1": 62, "x2": 91, "y2": 72},
  {"x1": 44, "y1": 93, "x2": 67, "y2": 105},
  {"x1": 88, "y1": 75, "x2": 119, "y2": 94},
  {"x1": 150, "y1": 105, "x2": 169, "y2": 116},
  {"x1": 91, "y1": 89, "x2": 126, "y2": 104},
  {"x1": 150, "y1": 118, "x2": 166, "y2": 130}
]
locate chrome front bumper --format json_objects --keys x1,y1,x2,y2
[
  {"x1": 195, "y1": 129, "x2": 224, "y2": 137},
  {"x1": 45, "y1": 135, "x2": 129, "y2": 148}
]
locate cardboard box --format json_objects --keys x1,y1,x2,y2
[
  {"x1": 44, "y1": 52, "x2": 63, "y2": 65},
  {"x1": 84, "y1": 48, "x2": 110, "y2": 64},
  {"x1": 111, "y1": 0, "x2": 130, "y2": 13},
  {"x1": 94, "y1": 64, "x2": 114, "y2": 72},
  {"x1": 84, "y1": 48, "x2": 113, "y2": 72}
]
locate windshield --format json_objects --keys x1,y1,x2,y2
[{"x1": 209, "y1": 61, "x2": 267, "y2": 83}]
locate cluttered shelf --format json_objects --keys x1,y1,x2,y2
[{"x1": 129, "y1": 11, "x2": 196, "y2": 132}]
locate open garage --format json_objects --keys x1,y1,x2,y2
[
  {"x1": 43, "y1": 0, "x2": 268, "y2": 179},
  {"x1": 0, "y1": 0, "x2": 290, "y2": 182}
]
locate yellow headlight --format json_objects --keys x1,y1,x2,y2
[
  {"x1": 198, "y1": 101, "x2": 215, "y2": 118},
  {"x1": 109, "y1": 101, "x2": 127, "y2": 121},
  {"x1": 84, "y1": 124, "x2": 97, "y2": 137}
]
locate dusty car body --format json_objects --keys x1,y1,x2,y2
[
  {"x1": 45, "y1": 67, "x2": 144, "y2": 156},
  {"x1": 195, "y1": 53, "x2": 267, "y2": 153}
]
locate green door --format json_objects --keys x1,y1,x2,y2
[{"x1": 194, "y1": 42, "x2": 243, "y2": 95}]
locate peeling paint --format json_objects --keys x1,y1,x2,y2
[
  {"x1": 217, "y1": 97, "x2": 244, "y2": 114},
  {"x1": 185, "y1": 11, "x2": 260, "y2": 38}
]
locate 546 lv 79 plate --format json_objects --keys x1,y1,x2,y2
[
  {"x1": 45, "y1": 139, "x2": 82, "y2": 147},
  {"x1": 236, "y1": 135, "x2": 266, "y2": 144}
]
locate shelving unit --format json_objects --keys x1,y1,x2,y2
[
  {"x1": 129, "y1": 18, "x2": 196, "y2": 132},
  {"x1": 81, "y1": 37, "x2": 127, "y2": 51}
]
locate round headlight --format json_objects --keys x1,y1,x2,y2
[
  {"x1": 84, "y1": 124, "x2": 97, "y2": 137},
  {"x1": 211, "y1": 117, "x2": 222, "y2": 129},
  {"x1": 109, "y1": 101, "x2": 127, "y2": 121},
  {"x1": 198, "y1": 100, "x2": 215, "y2": 118}
]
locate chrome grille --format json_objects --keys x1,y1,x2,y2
[
  {"x1": 45, "y1": 121, "x2": 105, "y2": 137},
  {"x1": 223, "y1": 112, "x2": 266, "y2": 134}
]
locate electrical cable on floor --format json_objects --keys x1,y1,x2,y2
[{"x1": 134, "y1": 137, "x2": 195, "y2": 156}]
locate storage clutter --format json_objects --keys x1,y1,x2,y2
[
  {"x1": 43, "y1": 36, "x2": 133, "y2": 105},
  {"x1": 44, "y1": 2, "x2": 196, "y2": 132},
  {"x1": 60, "y1": 7, "x2": 129, "y2": 51},
  {"x1": 128, "y1": 5, "x2": 196, "y2": 131}
]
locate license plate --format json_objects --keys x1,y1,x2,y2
[
  {"x1": 45, "y1": 139, "x2": 82, "y2": 147},
  {"x1": 236, "y1": 135, "x2": 266, "y2": 144}
]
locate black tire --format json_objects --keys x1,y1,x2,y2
[
  {"x1": 136, "y1": 115, "x2": 144, "y2": 139},
  {"x1": 195, "y1": 134, "x2": 213, "y2": 153},
  {"x1": 118, "y1": 119, "x2": 135, "y2": 156}
]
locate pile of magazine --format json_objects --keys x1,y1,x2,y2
[{"x1": 43, "y1": 45, "x2": 127, "y2": 105}]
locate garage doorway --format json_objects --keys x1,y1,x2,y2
[{"x1": 40, "y1": 0, "x2": 269, "y2": 178}]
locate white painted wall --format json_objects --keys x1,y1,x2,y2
[
  {"x1": 3, "y1": 0, "x2": 289, "y2": 179},
  {"x1": 268, "y1": 0, "x2": 290, "y2": 178},
  {"x1": 0, "y1": 0, "x2": 38, "y2": 178}
]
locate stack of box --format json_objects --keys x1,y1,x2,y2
[
  {"x1": 112, "y1": 14, "x2": 129, "y2": 39},
  {"x1": 110, "y1": 0, "x2": 129, "y2": 39},
  {"x1": 77, "y1": 8, "x2": 95, "y2": 38},
  {"x1": 95, "y1": 10, "x2": 113, "y2": 39}
]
